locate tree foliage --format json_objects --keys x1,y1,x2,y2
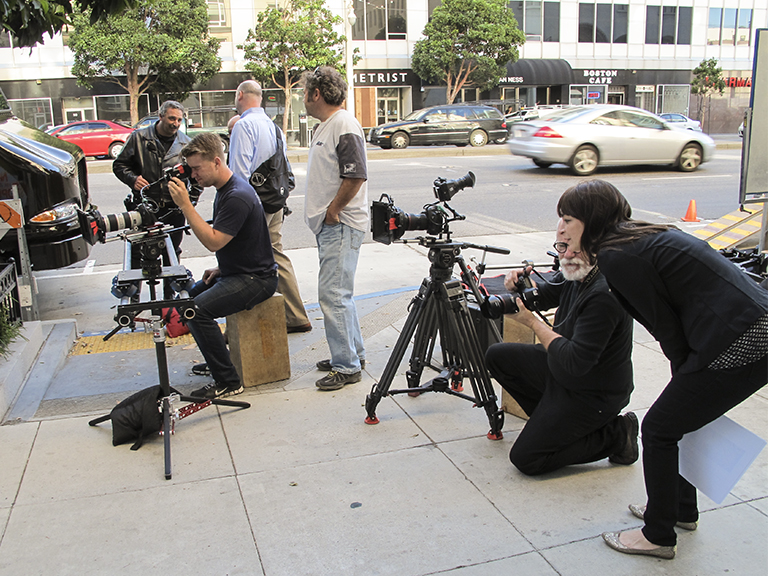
[
  {"x1": 69, "y1": 0, "x2": 221, "y2": 124},
  {"x1": 691, "y1": 58, "x2": 726, "y2": 126},
  {"x1": 0, "y1": 0, "x2": 136, "y2": 48},
  {"x1": 238, "y1": 0, "x2": 350, "y2": 135},
  {"x1": 412, "y1": 0, "x2": 525, "y2": 104}
]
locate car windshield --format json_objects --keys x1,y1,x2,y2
[
  {"x1": 403, "y1": 110, "x2": 426, "y2": 121},
  {"x1": 544, "y1": 107, "x2": 595, "y2": 123}
]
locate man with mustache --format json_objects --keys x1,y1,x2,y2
[{"x1": 485, "y1": 216, "x2": 637, "y2": 475}]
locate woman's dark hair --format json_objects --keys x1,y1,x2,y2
[{"x1": 557, "y1": 179, "x2": 675, "y2": 263}]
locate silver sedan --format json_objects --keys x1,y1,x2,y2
[{"x1": 507, "y1": 104, "x2": 716, "y2": 176}]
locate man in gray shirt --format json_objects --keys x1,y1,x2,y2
[{"x1": 302, "y1": 67, "x2": 369, "y2": 391}]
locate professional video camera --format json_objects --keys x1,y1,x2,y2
[
  {"x1": 371, "y1": 172, "x2": 475, "y2": 244},
  {"x1": 480, "y1": 265, "x2": 540, "y2": 319},
  {"x1": 77, "y1": 163, "x2": 195, "y2": 245}
]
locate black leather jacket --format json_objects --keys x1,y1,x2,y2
[{"x1": 112, "y1": 121, "x2": 201, "y2": 205}]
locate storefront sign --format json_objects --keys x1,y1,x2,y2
[
  {"x1": 499, "y1": 76, "x2": 525, "y2": 84},
  {"x1": 582, "y1": 69, "x2": 619, "y2": 84},
  {"x1": 353, "y1": 70, "x2": 419, "y2": 86},
  {"x1": 636, "y1": 85, "x2": 655, "y2": 92},
  {"x1": 724, "y1": 77, "x2": 752, "y2": 87}
]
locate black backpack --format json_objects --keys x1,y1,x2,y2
[{"x1": 249, "y1": 128, "x2": 295, "y2": 214}]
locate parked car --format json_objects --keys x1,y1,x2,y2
[
  {"x1": 505, "y1": 106, "x2": 565, "y2": 124},
  {"x1": 48, "y1": 120, "x2": 133, "y2": 159},
  {"x1": 507, "y1": 104, "x2": 716, "y2": 176},
  {"x1": 368, "y1": 104, "x2": 508, "y2": 149},
  {"x1": 659, "y1": 113, "x2": 702, "y2": 131},
  {"x1": 0, "y1": 93, "x2": 92, "y2": 271}
]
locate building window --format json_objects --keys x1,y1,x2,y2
[
  {"x1": 543, "y1": 2, "x2": 560, "y2": 42},
  {"x1": 708, "y1": 7, "x2": 752, "y2": 46},
  {"x1": 352, "y1": 0, "x2": 407, "y2": 41},
  {"x1": 511, "y1": 1, "x2": 560, "y2": 42},
  {"x1": 428, "y1": 0, "x2": 441, "y2": 19},
  {"x1": 646, "y1": 5, "x2": 690, "y2": 45},
  {"x1": 578, "y1": 3, "x2": 627, "y2": 44},
  {"x1": 207, "y1": 1, "x2": 227, "y2": 27}
]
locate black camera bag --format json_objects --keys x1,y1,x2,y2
[
  {"x1": 249, "y1": 128, "x2": 295, "y2": 214},
  {"x1": 109, "y1": 385, "x2": 178, "y2": 450}
]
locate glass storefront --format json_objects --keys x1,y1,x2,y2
[{"x1": 8, "y1": 98, "x2": 53, "y2": 129}]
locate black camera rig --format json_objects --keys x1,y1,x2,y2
[
  {"x1": 371, "y1": 172, "x2": 476, "y2": 244},
  {"x1": 77, "y1": 163, "x2": 196, "y2": 245}
]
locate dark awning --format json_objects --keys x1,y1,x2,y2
[{"x1": 501, "y1": 59, "x2": 573, "y2": 86}]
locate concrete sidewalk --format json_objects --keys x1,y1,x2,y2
[{"x1": 1, "y1": 228, "x2": 767, "y2": 575}]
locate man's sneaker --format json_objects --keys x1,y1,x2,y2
[
  {"x1": 191, "y1": 363, "x2": 211, "y2": 376},
  {"x1": 316, "y1": 370, "x2": 362, "y2": 391},
  {"x1": 316, "y1": 359, "x2": 365, "y2": 371},
  {"x1": 189, "y1": 381, "x2": 243, "y2": 400},
  {"x1": 609, "y1": 412, "x2": 639, "y2": 465}
]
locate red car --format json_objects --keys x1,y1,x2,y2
[{"x1": 48, "y1": 120, "x2": 133, "y2": 159}]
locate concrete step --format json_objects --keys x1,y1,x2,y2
[{"x1": 1, "y1": 320, "x2": 77, "y2": 424}]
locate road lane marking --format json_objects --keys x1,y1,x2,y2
[{"x1": 641, "y1": 174, "x2": 733, "y2": 181}]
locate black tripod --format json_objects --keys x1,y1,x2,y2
[
  {"x1": 364, "y1": 237, "x2": 510, "y2": 439},
  {"x1": 89, "y1": 225, "x2": 249, "y2": 479}
]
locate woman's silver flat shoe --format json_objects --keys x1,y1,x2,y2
[
  {"x1": 602, "y1": 531, "x2": 676, "y2": 559},
  {"x1": 629, "y1": 503, "x2": 698, "y2": 531}
]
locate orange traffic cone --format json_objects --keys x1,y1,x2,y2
[{"x1": 682, "y1": 200, "x2": 700, "y2": 222}]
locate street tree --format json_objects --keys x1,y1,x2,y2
[
  {"x1": 69, "y1": 0, "x2": 221, "y2": 125},
  {"x1": 238, "y1": 0, "x2": 350, "y2": 135},
  {"x1": 691, "y1": 58, "x2": 726, "y2": 130},
  {"x1": 0, "y1": 0, "x2": 136, "y2": 48},
  {"x1": 412, "y1": 0, "x2": 525, "y2": 104}
]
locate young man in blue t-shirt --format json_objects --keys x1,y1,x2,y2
[{"x1": 168, "y1": 133, "x2": 277, "y2": 399}]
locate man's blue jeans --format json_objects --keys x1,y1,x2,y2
[
  {"x1": 317, "y1": 222, "x2": 365, "y2": 374},
  {"x1": 188, "y1": 272, "x2": 277, "y2": 387}
]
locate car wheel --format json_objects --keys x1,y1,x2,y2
[
  {"x1": 469, "y1": 129, "x2": 488, "y2": 147},
  {"x1": 570, "y1": 145, "x2": 598, "y2": 176},
  {"x1": 532, "y1": 159, "x2": 552, "y2": 169},
  {"x1": 108, "y1": 142, "x2": 124, "y2": 159},
  {"x1": 391, "y1": 132, "x2": 409, "y2": 149},
  {"x1": 677, "y1": 143, "x2": 702, "y2": 172}
]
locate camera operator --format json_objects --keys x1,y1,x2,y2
[
  {"x1": 113, "y1": 101, "x2": 202, "y2": 263},
  {"x1": 485, "y1": 218, "x2": 637, "y2": 476},
  {"x1": 167, "y1": 133, "x2": 277, "y2": 400}
]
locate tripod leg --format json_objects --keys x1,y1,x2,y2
[
  {"x1": 162, "y1": 396, "x2": 172, "y2": 479},
  {"x1": 439, "y1": 280, "x2": 505, "y2": 439},
  {"x1": 365, "y1": 282, "x2": 430, "y2": 424}
]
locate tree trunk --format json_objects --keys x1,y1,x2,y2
[{"x1": 125, "y1": 64, "x2": 141, "y2": 125}]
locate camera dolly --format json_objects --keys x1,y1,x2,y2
[{"x1": 88, "y1": 224, "x2": 249, "y2": 480}]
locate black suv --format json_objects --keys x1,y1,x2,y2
[
  {"x1": 369, "y1": 104, "x2": 508, "y2": 149},
  {"x1": 0, "y1": 91, "x2": 92, "y2": 270}
]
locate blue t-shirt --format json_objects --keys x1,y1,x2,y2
[{"x1": 212, "y1": 173, "x2": 276, "y2": 278}]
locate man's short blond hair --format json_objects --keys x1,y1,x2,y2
[{"x1": 181, "y1": 133, "x2": 225, "y2": 163}]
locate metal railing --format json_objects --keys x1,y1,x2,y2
[{"x1": 0, "y1": 261, "x2": 22, "y2": 328}]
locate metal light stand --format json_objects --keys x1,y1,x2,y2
[
  {"x1": 89, "y1": 224, "x2": 249, "y2": 480},
  {"x1": 364, "y1": 236, "x2": 510, "y2": 439}
]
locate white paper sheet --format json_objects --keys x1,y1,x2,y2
[{"x1": 679, "y1": 415, "x2": 766, "y2": 504}]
